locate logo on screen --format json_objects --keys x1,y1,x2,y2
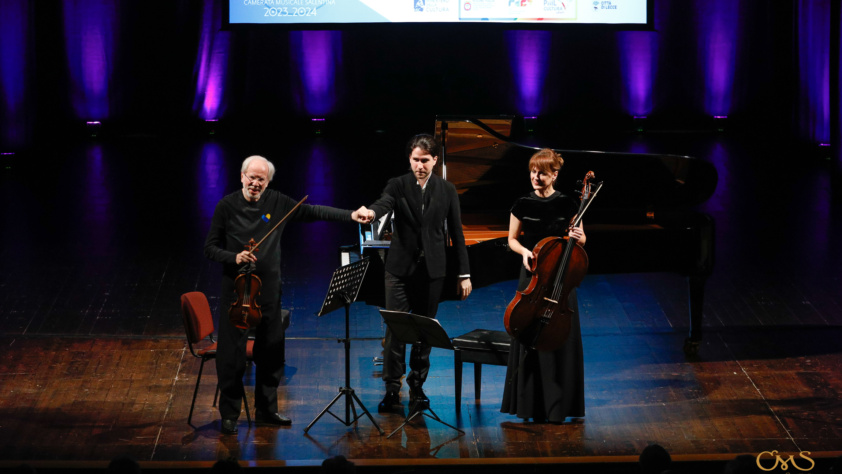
[
  {"x1": 415, "y1": 0, "x2": 425, "y2": 11},
  {"x1": 545, "y1": 0, "x2": 567, "y2": 12}
]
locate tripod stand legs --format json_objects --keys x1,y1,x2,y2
[
  {"x1": 304, "y1": 387, "x2": 385, "y2": 435},
  {"x1": 306, "y1": 291, "x2": 385, "y2": 435},
  {"x1": 387, "y1": 403, "x2": 465, "y2": 438}
]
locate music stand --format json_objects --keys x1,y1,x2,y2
[
  {"x1": 379, "y1": 309, "x2": 465, "y2": 439},
  {"x1": 304, "y1": 258, "x2": 384, "y2": 435}
]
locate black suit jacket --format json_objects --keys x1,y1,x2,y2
[{"x1": 369, "y1": 172, "x2": 470, "y2": 279}]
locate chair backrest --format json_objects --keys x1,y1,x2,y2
[{"x1": 180, "y1": 292, "x2": 215, "y2": 344}]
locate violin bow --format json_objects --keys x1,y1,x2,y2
[
  {"x1": 574, "y1": 181, "x2": 603, "y2": 226},
  {"x1": 248, "y1": 195, "x2": 309, "y2": 254}
]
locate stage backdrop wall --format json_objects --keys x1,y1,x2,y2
[{"x1": 0, "y1": 0, "x2": 834, "y2": 150}]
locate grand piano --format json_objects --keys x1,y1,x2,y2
[{"x1": 344, "y1": 116, "x2": 717, "y2": 355}]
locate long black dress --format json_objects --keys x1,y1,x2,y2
[{"x1": 500, "y1": 190, "x2": 586, "y2": 422}]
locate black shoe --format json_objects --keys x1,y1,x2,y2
[
  {"x1": 220, "y1": 419, "x2": 238, "y2": 435},
  {"x1": 378, "y1": 390, "x2": 401, "y2": 413},
  {"x1": 409, "y1": 387, "x2": 429, "y2": 411},
  {"x1": 255, "y1": 411, "x2": 292, "y2": 426}
]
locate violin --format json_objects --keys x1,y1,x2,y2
[
  {"x1": 228, "y1": 195, "x2": 308, "y2": 329},
  {"x1": 503, "y1": 172, "x2": 603, "y2": 352},
  {"x1": 229, "y1": 239, "x2": 262, "y2": 330}
]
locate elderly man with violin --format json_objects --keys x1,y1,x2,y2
[{"x1": 204, "y1": 155, "x2": 371, "y2": 435}]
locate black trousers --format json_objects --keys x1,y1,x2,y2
[
  {"x1": 217, "y1": 278, "x2": 286, "y2": 420},
  {"x1": 382, "y1": 261, "x2": 445, "y2": 393}
]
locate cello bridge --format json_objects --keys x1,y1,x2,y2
[{"x1": 543, "y1": 297, "x2": 558, "y2": 304}]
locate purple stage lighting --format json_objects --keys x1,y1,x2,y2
[
  {"x1": 796, "y1": 0, "x2": 830, "y2": 144},
  {"x1": 703, "y1": 139, "x2": 732, "y2": 217},
  {"x1": 0, "y1": 0, "x2": 29, "y2": 148},
  {"x1": 83, "y1": 144, "x2": 112, "y2": 251},
  {"x1": 305, "y1": 142, "x2": 334, "y2": 204},
  {"x1": 62, "y1": 0, "x2": 117, "y2": 121},
  {"x1": 194, "y1": 0, "x2": 230, "y2": 121},
  {"x1": 302, "y1": 142, "x2": 336, "y2": 252},
  {"x1": 618, "y1": 31, "x2": 657, "y2": 118},
  {"x1": 197, "y1": 142, "x2": 228, "y2": 223},
  {"x1": 506, "y1": 30, "x2": 551, "y2": 117},
  {"x1": 696, "y1": 0, "x2": 739, "y2": 118},
  {"x1": 290, "y1": 31, "x2": 342, "y2": 116}
]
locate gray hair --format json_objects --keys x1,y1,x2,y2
[{"x1": 241, "y1": 155, "x2": 276, "y2": 181}]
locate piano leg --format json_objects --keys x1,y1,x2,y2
[{"x1": 684, "y1": 275, "x2": 705, "y2": 357}]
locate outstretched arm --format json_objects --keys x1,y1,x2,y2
[{"x1": 352, "y1": 206, "x2": 373, "y2": 224}]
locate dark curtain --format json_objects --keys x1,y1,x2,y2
[{"x1": 0, "y1": 0, "x2": 826, "y2": 150}]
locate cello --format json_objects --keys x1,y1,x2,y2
[
  {"x1": 503, "y1": 172, "x2": 602, "y2": 352},
  {"x1": 228, "y1": 195, "x2": 308, "y2": 329}
]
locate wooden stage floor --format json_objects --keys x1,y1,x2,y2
[
  {"x1": 1, "y1": 127, "x2": 842, "y2": 472},
  {"x1": 2, "y1": 327, "x2": 841, "y2": 470}
]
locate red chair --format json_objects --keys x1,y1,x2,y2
[{"x1": 180, "y1": 291, "x2": 253, "y2": 426}]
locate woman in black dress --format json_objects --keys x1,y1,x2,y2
[{"x1": 500, "y1": 148, "x2": 586, "y2": 423}]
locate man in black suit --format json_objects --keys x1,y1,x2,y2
[{"x1": 361, "y1": 134, "x2": 472, "y2": 412}]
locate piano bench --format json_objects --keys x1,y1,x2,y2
[{"x1": 452, "y1": 329, "x2": 511, "y2": 408}]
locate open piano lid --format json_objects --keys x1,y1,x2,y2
[{"x1": 434, "y1": 116, "x2": 718, "y2": 225}]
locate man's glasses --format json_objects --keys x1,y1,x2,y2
[{"x1": 244, "y1": 174, "x2": 266, "y2": 185}]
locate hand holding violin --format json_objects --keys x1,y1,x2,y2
[{"x1": 235, "y1": 250, "x2": 257, "y2": 265}]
